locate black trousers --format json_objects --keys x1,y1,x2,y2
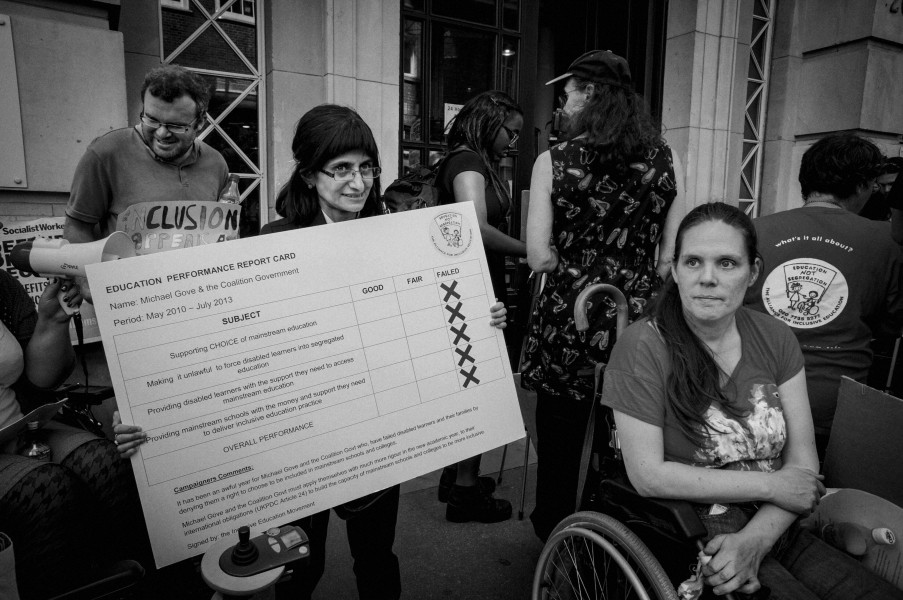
[
  {"x1": 530, "y1": 391, "x2": 593, "y2": 543},
  {"x1": 277, "y1": 484, "x2": 401, "y2": 600}
]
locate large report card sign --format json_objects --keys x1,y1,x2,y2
[{"x1": 87, "y1": 203, "x2": 524, "y2": 568}]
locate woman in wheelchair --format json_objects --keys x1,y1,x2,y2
[
  {"x1": 600, "y1": 202, "x2": 899, "y2": 598},
  {"x1": 0, "y1": 272, "x2": 141, "y2": 598}
]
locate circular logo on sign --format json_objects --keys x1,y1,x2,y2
[
  {"x1": 760, "y1": 258, "x2": 848, "y2": 329},
  {"x1": 430, "y1": 211, "x2": 473, "y2": 256}
]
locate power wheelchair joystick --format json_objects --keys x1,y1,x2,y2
[{"x1": 200, "y1": 524, "x2": 310, "y2": 599}]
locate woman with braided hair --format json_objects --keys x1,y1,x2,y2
[{"x1": 434, "y1": 90, "x2": 526, "y2": 523}]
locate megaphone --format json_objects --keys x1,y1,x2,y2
[{"x1": 10, "y1": 232, "x2": 136, "y2": 313}]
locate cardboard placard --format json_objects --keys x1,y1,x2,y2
[
  {"x1": 116, "y1": 200, "x2": 240, "y2": 256},
  {"x1": 824, "y1": 378, "x2": 903, "y2": 507}
]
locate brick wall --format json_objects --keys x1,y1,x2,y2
[{"x1": 162, "y1": 7, "x2": 256, "y2": 74}]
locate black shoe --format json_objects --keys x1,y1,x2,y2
[
  {"x1": 445, "y1": 484, "x2": 512, "y2": 523},
  {"x1": 437, "y1": 466, "x2": 497, "y2": 503}
]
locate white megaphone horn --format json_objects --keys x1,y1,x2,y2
[{"x1": 10, "y1": 232, "x2": 136, "y2": 313}]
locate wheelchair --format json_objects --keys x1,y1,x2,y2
[
  {"x1": 11, "y1": 383, "x2": 146, "y2": 600},
  {"x1": 530, "y1": 284, "x2": 732, "y2": 600}
]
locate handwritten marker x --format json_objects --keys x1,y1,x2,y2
[
  {"x1": 460, "y1": 366, "x2": 480, "y2": 387},
  {"x1": 440, "y1": 281, "x2": 461, "y2": 302},
  {"x1": 450, "y1": 323, "x2": 470, "y2": 345},
  {"x1": 445, "y1": 302, "x2": 465, "y2": 324},
  {"x1": 455, "y1": 344, "x2": 475, "y2": 366}
]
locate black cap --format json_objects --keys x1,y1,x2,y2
[{"x1": 546, "y1": 50, "x2": 632, "y2": 89}]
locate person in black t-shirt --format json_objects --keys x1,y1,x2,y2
[{"x1": 435, "y1": 91, "x2": 526, "y2": 523}]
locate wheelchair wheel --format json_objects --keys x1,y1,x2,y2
[{"x1": 532, "y1": 511, "x2": 677, "y2": 600}]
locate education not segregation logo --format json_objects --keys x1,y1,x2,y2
[
  {"x1": 430, "y1": 211, "x2": 472, "y2": 256},
  {"x1": 761, "y1": 258, "x2": 848, "y2": 329}
]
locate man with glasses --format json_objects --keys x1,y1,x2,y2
[{"x1": 64, "y1": 64, "x2": 228, "y2": 244}]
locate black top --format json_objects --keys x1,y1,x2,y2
[
  {"x1": 436, "y1": 149, "x2": 509, "y2": 301},
  {"x1": 521, "y1": 139, "x2": 677, "y2": 399}
]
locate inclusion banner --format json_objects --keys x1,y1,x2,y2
[
  {"x1": 88, "y1": 203, "x2": 524, "y2": 567},
  {"x1": 116, "y1": 200, "x2": 240, "y2": 255}
]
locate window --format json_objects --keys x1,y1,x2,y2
[
  {"x1": 400, "y1": 1, "x2": 521, "y2": 174},
  {"x1": 215, "y1": 0, "x2": 255, "y2": 25},
  {"x1": 161, "y1": 0, "x2": 189, "y2": 10},
  {"x1": 400, "y1": 0, "x2": 522, "y2": 344},
  {"x1": 159, "y1": 0, "x2": 265, "y2": 237}
]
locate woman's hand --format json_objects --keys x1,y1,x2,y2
[
  {"x1": 702, "y1": 530, "x2": 771, "y2": 596},
  {"x1": 767, "y1": 465, "x2": 825, "y2": 515},
  {"x1": 489, "y1": 301, "x2": 507, "y2": 329},
  {"x1": 37, "y1": 278, "x2": 82, "y2": 323},
  {"x1": 112, "y1": 410, "x2": 147, "y2": 459}
]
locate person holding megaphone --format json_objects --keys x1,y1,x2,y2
[
  {"x1": 10, "y1": 232, "x2": 136, "y2": 307},
  {"x1": 0, "y1": 272, "x2": 142, "y2": 597}
]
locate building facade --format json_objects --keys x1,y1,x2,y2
[{"x1": 0, "y1": 0, "x2": 900, "y2": 312}]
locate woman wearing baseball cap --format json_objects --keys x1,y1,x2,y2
[{"x1": 521, "y1": 50, "x2": 684, "y2": 542}]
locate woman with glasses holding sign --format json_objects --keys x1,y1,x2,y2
[
  {"x1": 261, "y1": 104, "x2": 509, "y2": 599},
  {"x1": 253, "y1": 104, "x2": 401, "y2": 600},
  {"x1": 433, "y1": 90, "x2": 526, "y2": 524},
  {"x1": 521, "y1": 50, "x2": 684, "y2": 542}
]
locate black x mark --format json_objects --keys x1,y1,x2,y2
[
  {"x1": 455, "y1": 344, "x2": 475, "y2": 366},
  {"x1": 440, "y1": 281, "x2": 461, "y2": 302},
  {"x1": 450, "y1": 323, "x2": 470, "y2": 345},
  {"x1": 460, "y1": 366, "x2": 480, "y2": 388},
  {"x1": 445, "y1": 301, "x2": 465, "y2": 324}
]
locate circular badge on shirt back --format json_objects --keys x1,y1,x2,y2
[{"x1": 760, "y1": 258, "x2": 848, "y2": 329}]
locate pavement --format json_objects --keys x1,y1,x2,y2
[{"x1": 315, "y1": 438, "x2": 542, "y2": 600}]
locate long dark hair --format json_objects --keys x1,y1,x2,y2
[
  {"x1": 446, "y1": 90, "x2": 523, "y2": 207},
  {"x1": 566, "y1": 78, "x2": 662, "y2": 168},
  {"x1": 275, "y1": 104, "x2": 383, "y2": 226},
  {"x1": 652, "y1": 202, "x2": 760, "y2": 443}
]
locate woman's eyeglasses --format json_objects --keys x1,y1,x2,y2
[
  {"x1": 139, "y1": 113, "x2": 199, "y2": 134},
  {"x1": 318, "y1": 166, "x2": 382, "y2": 182},
  {"x1": 501, "y1": 125, "x2": 520, "y2": 146}
]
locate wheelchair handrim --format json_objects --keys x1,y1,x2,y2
[{"x1": 532, "y1": 525, "x2": 655, "y2": 600}]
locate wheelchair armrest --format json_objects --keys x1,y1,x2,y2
[
  {"x1": 57, "y1": 384, "x2": 114, "y2": 407},
  {"x1": 601, "y1": 478, "x2": 708, "y2": 542},
  {"x1": 48, "y1": 559, "x2": 144, "y2": 600}
]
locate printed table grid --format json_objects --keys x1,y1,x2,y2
[{"x1": 119, "y1": 261, "x2": 501, "y2": 485}]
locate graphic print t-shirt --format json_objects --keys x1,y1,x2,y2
[
  {"x1": 601, "y1": 308, "x2": 804, "y2": 472},
  {"x1": 746, "y1": 207, "x2": 903, "y2": 430}
]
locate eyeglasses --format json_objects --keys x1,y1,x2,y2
[
  {"x1": 501, "y1": 125, "x2": 520, "y2": 146},
  {"x1": 318, "y1": 165, "x2": 382, "y2": 182},
  {"x1": 558, "y1": 88, "x2": 583, "y2": 108},
  {"x1": 140, "y1": 113, "x2": 199, "y2": 134}
]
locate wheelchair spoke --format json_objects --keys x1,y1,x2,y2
[{"x1": 533, "y1": 517, "x2": 675, "y2": 600}]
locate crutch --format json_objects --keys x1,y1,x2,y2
[
  {"x1": 573, "y1": 284, "x2": 629, "y2": 512},
  {"x1": 515, "y1": 271, "x2": 546, "y2": 520}
]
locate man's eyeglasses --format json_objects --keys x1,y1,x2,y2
[
  {"x1": 140, "y1": 113, "x2": 199, "y2": 134},
  {"x1": 319, "y1": 166, "x2": 382, "y2": 182},
  {"x1": 501, "y1": 125, "x2": 520, "y2": 146},
  {"x1": 558, "y1": 88, "x2": 582, "y2": 108}
]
